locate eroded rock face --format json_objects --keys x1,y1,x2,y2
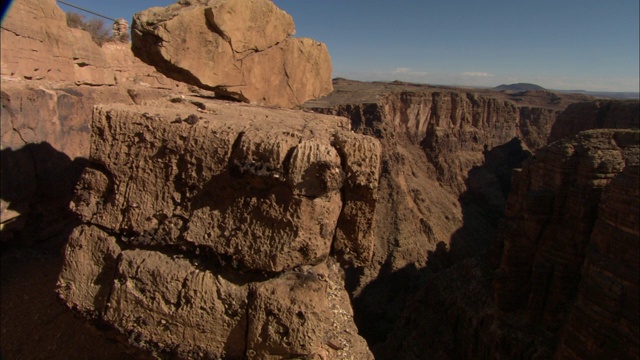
[
  {"x1": 0, "y1": 0, "x2": 114, "y2": 85},
  {"x1": 307, "y1": 80, "x2": 640, "y2": 356},
  {"x1": 57, "y1": 97, "x2": 379, "y2": 358},
  {"x1": 0, "y1": 83, "x2": 126, "y2": 242},
  {"x1": 549, "y1": 100, "x2": 640, "y2": 143},
  {"x1": 556, "y1": 164, "x2": 639, "y2": 359},
  {"x1": 314, "y1": 89, "x2": 564, "y2": 196},
  {"x1": 493, "y1": 129, "x2": 639, "y2": 358},
  {"x1": 0, "y1": 0, "x2": 185, "y2": 88},
  {"x1": 377, "y1": 129, "x2": 639, "y2": 360},
  {"x1": 131, "y1": 0, "x2": 333, "y2": 108},
  {"x1": 0, "y1": 0, "x2": 189, "y2": 242}
]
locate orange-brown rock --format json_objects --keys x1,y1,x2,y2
[
  {"x1": 131, "y1": 0, "x2": 332, "y2": 108},
  {"x1": 309, "y1": 80, "x2": 573, "y2": 196},
  {"x1": 247, "y1": 261, "x2": 373, "y2": 359},
  {"x1": 69, "y1": 99, "x2": 379, "y2": 271},
  {"x1": 57, "y1": 96, "x2": 379, "y2": 358},
  {"x1": 1, "y1": 0, "x2": 114, "y2": 85},
  {"x1": 492, "y1": 129, "x2": 639, "y2": 358},
  {"x1": 0, "y1": 82, "x2": 128, "y2": 242},
  {"x1": 0, "y1": 0, "x2": 187, "y2": 242},
  {"x1": 556, "y1": 164, "x2": 639, "y2": 359},
  {"x1": 549, "y1": 100, "x2": 640, "y2": 143},
  {"x1": 306, "y1": 80, "x2": 639, "y2": 355},
  {"x1": 1, "y1": 0, "x2": 186, "y2": 88},
  {"x1": 377, "y1": 129, "x2": 639, "y2": 360}
]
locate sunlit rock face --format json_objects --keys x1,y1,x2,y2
[{"x1": 131, "y1": 0, "x2": 333, "y2": 108}]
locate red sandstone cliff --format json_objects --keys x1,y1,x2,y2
[{"x1": 308, "y1": 79, "x2": 640, "y2": 357}]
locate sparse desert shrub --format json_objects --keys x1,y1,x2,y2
[{"x1": 65, "y1": 11, "x2": 111, "y2": 45}]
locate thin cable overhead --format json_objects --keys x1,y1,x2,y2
[{"x1": 57, "y1": 0, "x2": 117, "y2": 22}]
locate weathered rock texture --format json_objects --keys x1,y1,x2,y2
[
  {"x1": 309, "y1": 81, "x2": 585, "y2": 196},
  {"x1": 377, "y1": 129, "x2": 639, "y2": 359},
  {"x1": 57, "y1": 97, "x2": 379, "y2": 358},
  {"x1": 131, "y1": 0, "x2": 333, "y2": 108},
  {"x1": 0, "y1": 0, "x2": 189, "y2": 242},
  {"x1": 306, "y1": 82, "x2": 537, "y2": 345},
  {"x1": 306, "y1": 79, "x2": 639, "y2": 355},
  {"x1": 556, "y1": 163, "x2": 639, "y2": 359},
  {"x1": 494, "y1": 129, "x2": 639, "y2": 358},
  {"x1": 1, "y1": 83, "x2": 117, "y2": 242},
  {"x1": 0, "y1": 0, "x2": 184, "y2": 88},
  {"x1": 0, "y1": 0, "x2": 114, "y2": 85},
  {"x1": 549, "y1": 100, "x2": 640, "y2": 143},
  {"x1": 0, "y1": 81, "x2": 200, "y2": 242}
]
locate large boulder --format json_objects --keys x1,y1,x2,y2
[
  {"x1": 131, "y1": 0, "x2": 333, "y2": 108},
  {"x1": 57, "y1": 96, "x2": 379, "y2": 358}
]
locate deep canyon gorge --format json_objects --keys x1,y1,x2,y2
[{"x1": 1, "y1": 0, "x2": 638, "y2": 359}]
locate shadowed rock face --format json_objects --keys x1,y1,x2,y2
[
  {"x1": 549, "y1": 100, "x2": 640, "y2": 143},
  {"x1": 376, "y1": 129, "x2": 639, "y2": 360},
  {"x1": 2, "y1": 1, "x2": 638, "y2": 356},
  {"x1": 307, "y1": 80, "x2": 639, "y2": 358},
  {"x1": 131, "y1": 0, "x2": 333, "y2": 108},
  {"x1": 57, "y1": 97, "x2": 379, "y2": 358},
  {"x1": 494, "y1": 129, "x2": 639, "y2": 357}
]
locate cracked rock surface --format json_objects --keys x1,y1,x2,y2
[
  {"x1": 57, "y1": 96, "x2": 378, "y2": 358},
  {"x1": 131, "y1": 0, "x2": 333, "y2": 108}
]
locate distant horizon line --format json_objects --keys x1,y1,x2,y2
[{"x1": 330, "y1": 77, "x2": 640, "y2": 97}]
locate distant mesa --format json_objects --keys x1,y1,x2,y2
[{"x1": 494, "y1": 83, "x2": 546, "y2": 91}]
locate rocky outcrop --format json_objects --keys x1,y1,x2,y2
[
  {"x1": 549, "y1": 100, "x2": 640, "y2": 143},
  {"x1": 0, "y1": 82, "x2": 126, "y2": 242},
  {"x1": 556, "y1": 164, "x2": 639, "y2": 359},
  {"x1": 493, "y1": 129, "x2": 639, "y2": 358},
  {"x1": 0, "y1": 81, "x2": 195, "y2": 242},
  {"x1": 131, "y1": 0, "x2": 332, "y2": 108},
  {"x1": 313, "y1": 88, "x2": 564, "y2": 195},
  {"x1": 57, "y1": 97, "x2": 379, "y2": 358},
  {"x1": 0, "y1": 0, "x2": 190, "y2": 242},
  {"x1": 377, "y1": 129, "x2": 639, "y2": 359},
  {"x1": 0, "y1": 0, "x2": 114, "y2": 85},
  {"x1": 0, "y1": 0, "x2": 186, "y2": 88}
]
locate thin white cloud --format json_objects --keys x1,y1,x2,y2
[
  {"x1": 461, "y1": 72, "x2": 493, "y2": 77},
  {"x1": 390, "y1": 67, "x2": 429, "y2": 77}
]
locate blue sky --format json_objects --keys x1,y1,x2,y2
[{"x1": 32, "y1": 0, "x2": 640, "y2": 91}]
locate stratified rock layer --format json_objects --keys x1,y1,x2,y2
[
  {"x1": 57, "y1": 97, "x2": 379, "y2": 358},
  {"x1": 556, "y1": 163, "x2": 639, "y2": 359},
  {"x1": 307, "y1": 80, "x2": 639, "y2": 356},
  {"x1": 549, "y1": 100, "x2": 640, "y2": 143},
  {"x1": 132, "y1": 0, "x2": 332, "y2": 108},
  {"x1": 493, "y1": 129, "x2": 639, "y2": 358},
  {"x1": 378, "y1": 129, "x2": 639, "y2": 359},
  {"x1": 0, "y1": 0, "x2": 113, "y2": 85}
]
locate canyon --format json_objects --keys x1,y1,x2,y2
[{"x1": 1, "y1": 0, "x2": 639, "y2": 359}]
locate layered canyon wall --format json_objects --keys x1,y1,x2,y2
[
  {"x1": 308, "y1": 80, "x2": 639, "y2": 357},
  {"x1": 2, "y1": 0, "x2": 639, "y2": 358}
]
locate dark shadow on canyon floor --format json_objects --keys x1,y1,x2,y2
[
  {"x1": 0, "y1": 142, "x2": 87, "y2": 245},
  {"x1": 0, "y1": 143, "x2": 153, "y2": 359},
  {"x1": 347, "y1": 138, "x2": 532, "y2": 355}
]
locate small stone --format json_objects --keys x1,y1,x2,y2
[{"x1": 185, "y1": 114, "x2": 199, "y2": 125}]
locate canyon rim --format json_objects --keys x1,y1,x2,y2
[{"x1": 1, "y1": 0, "x2": 639, "y2": 359}]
